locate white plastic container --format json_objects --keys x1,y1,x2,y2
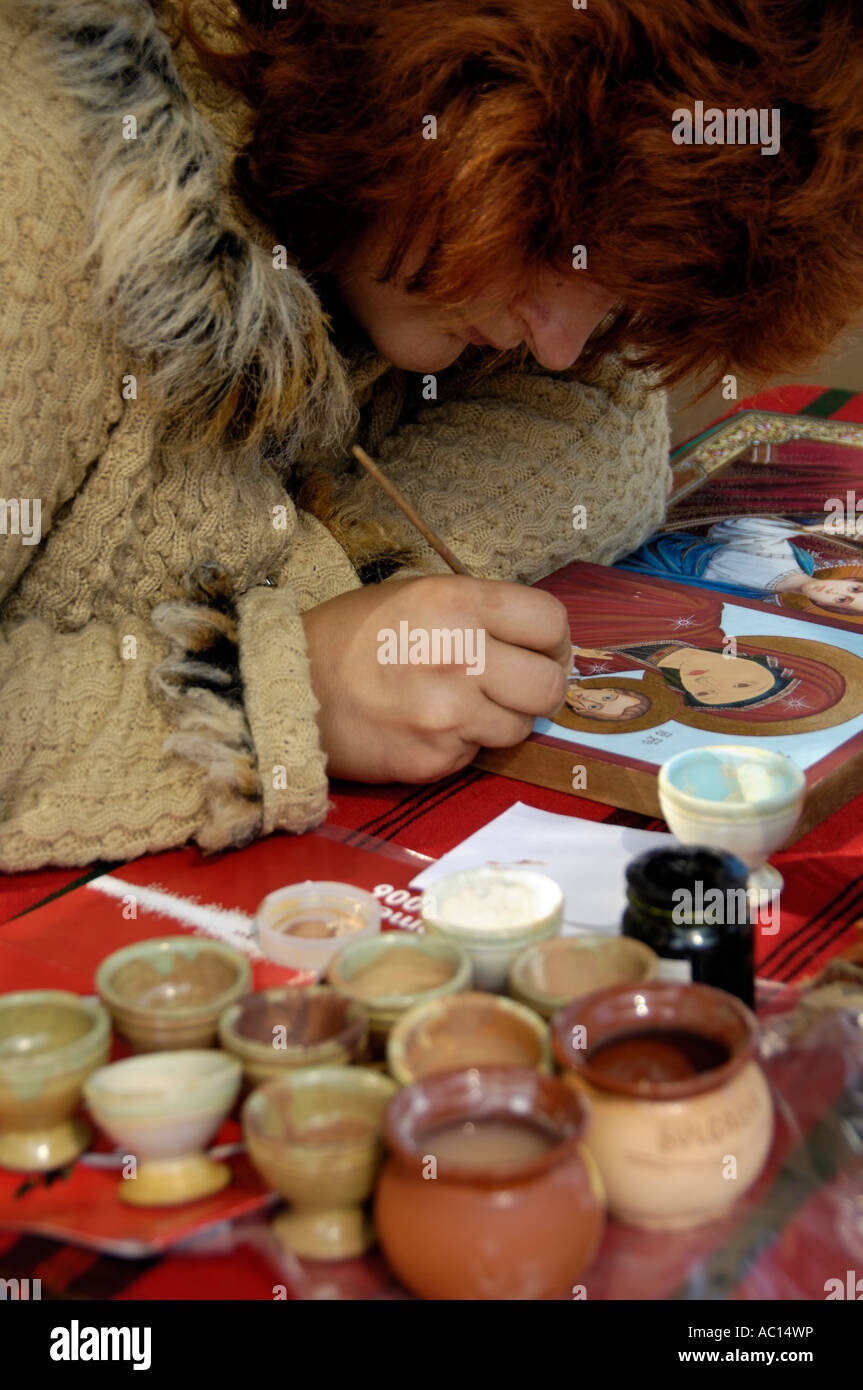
[
  {"x1": 420, "y1": 867, "x2": 564, "y2": 992},
  {"x1": 256, "y1": 881, "x2": 381, "y2": 976}
]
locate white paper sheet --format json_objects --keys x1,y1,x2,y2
[{"x1": 410, "y1": 801, "x2": 676, "y2": 934}]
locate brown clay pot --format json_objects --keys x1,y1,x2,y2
[
  {"x1": 374, "y1": 1067, "x2": 605, "y2": 1300},
  {"x1": 552, "y1": 980, "x2": 774, "y2": 1230}
]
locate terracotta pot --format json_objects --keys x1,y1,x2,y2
[
  {"x1": 375, "y1": 1067, "x2": 605, "y2": 1300},
  {"x1": 552, "y1": 981, "x2": 773, "y2": 1230}
]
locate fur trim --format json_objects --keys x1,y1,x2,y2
[
  {"x1": 18, "y1": 0, "x2": 355, "y2": 456},
  {"x1": 152, "y1": 562, "x2": 262, "y2": 852},
  {"x1": 293, "y1": 469, "x2": 422, "y2": 582}
]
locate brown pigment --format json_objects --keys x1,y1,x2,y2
[
  {"x1": 587, "y1": 1028, "x2": 731, "y2": 1085},
  {"x1": 348, "y1": 952, "x2": 454, "y2": 999}
]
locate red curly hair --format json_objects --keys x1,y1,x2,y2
[{"x1": 177, "y1": 0, "x2": 863, "y2": 388}]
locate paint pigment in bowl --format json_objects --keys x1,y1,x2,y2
[
  {"x1": 586, "y1": 1028, "x2": 731, "y2": 1086},
  {"x1": 422, "y1": 1116, "x2": 558, "y2": 1168}
]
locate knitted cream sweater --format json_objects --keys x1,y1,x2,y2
[{"x1": 0, "y1": 0, "x2": 671, "y2": 871}]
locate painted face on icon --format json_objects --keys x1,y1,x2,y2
[
  {"x1": 669, "y1": 649, "x2": 776, "y2": 705},
  {"x1": 801, "y1": 578, "x2": 863, "y2": 612},
  {"x1": 566, "y1": 685, "x2": 645, "y2": 719}
]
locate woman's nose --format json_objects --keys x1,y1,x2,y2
[{"x1": 514, "y1": 278, "x2": 617, "y2": 371}]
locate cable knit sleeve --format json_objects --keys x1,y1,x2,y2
[
  {"x1": 364, "y1": 352, "x2": 673, "y2": 584},
  {"x1": 0, "y1": 571, "x2": 332, "y2": 872}
]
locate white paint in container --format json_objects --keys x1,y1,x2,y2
[{"x1": 420, "y1": 868, "x2": 564, "y2": 992}]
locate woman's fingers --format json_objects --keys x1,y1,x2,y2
[{"x1": 477, "y1": 635, "x2": 569, "y2": 717}]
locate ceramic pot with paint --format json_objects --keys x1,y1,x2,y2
[
  {"x1": 387, "y1": 990, "x2": 550, "y2": 1087},
  {"x1": 96, "y1": 936, "x2": 252, "y2": 1052},
  {"x1": 508, "y1": 935, "x2": 659, "y2": 1020},
  {"x1": 243, "y1": 1066, "x2": 397, "y2": 1259},
  {"x1": 0, "y1": 991, "x2": 111, "y2": 1172},
  {"x1": 83, "y1": 1049, "x2": 242, "y2": 1206},
  {"x1": 327, "y1": 933, "x2": 471, "y2": 1055},
  {"x1": 420, "y1": 867, "x2": 564, "y2": 991},
  {"x1": 553, "y1": 980, "x2": 773, "y2": 1230},
  {"x1": 375, "y1": 1067, "x2": 605, "y2": 1300},
  {"x1": 218, "y1": 986, "x2": 369, "y2": 1089}
]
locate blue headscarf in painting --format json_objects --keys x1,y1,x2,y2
[{"x1": 616, "y1": 531, "x2": 816, "y2": 601}]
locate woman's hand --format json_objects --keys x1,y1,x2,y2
[{"x1": 301, "y1": 575, "x2": 571, "y2": 782}]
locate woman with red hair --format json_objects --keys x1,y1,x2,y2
[{"x1": 1, "y1": 0, "x2": 862, "y2": 868}]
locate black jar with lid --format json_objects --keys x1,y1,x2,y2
[{"x1": 622, "y1": 847, "x2": 754, "y2": 1008}]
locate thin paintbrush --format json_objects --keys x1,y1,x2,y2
[{"x1": 351, "y1": 443, "x2": 472, "y2": 576}]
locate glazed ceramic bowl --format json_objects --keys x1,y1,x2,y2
[
  {"x1": 387, "y1": 990, "x2": 550, "y2": 1087},
  {"x1": 96, "y1": 936, "x2": 252, "y2": 1052},
  {"x1": 83, "y1": 1049, "x2": 242, "y2": 1206},
  {"x1": 0, "y1": 991, "x2": 111, "y2": 1172},
  {"x1": 553, "y1": 980, "x2": 773, "y2": 1230},
  {"x1": 509, "y1": 935, "x2": 659, "y2": 1020},
  {"x1": 375, "y1": 1067, "x2": 605, "y2": 1299},
  {"x1": 327, "y1": 933, "x2": 471, "y2": 1053},
  {"x1": 420, "y1": 867, "x2": 564, "y2": 991},
  {"x1": 243, "y1": 1065, "x2": 397, "y2": 1259},
  {"x1": 658, "y1": 745, "x2": 806, "y2": 896},
  {"x1": 255, "y1": 881, "x2": 381, "y2": 976},
  {"x1": 218, "y1": 986, "x2": 369, "y2": 1088}
]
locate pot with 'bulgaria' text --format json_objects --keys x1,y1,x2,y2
[{"x1": 553, "y1": 980, "x2": 773, "y2": 1230}]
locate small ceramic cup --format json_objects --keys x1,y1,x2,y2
[
  {"x1": 387, "y1": 990, "x2": 551, "y2": 1087},
  {"x1": 0, "y1": 991, "x2": 111, "y2": 1172},
  {"x1": 96, "y1": 936, "x2": 252, "y2": 1052},
  {"x1": 327, "y1": 933, "x2": 471, "y2": 1054},
  {"x1": 553, "y1": 980, "x2": 774, "y2": 1230},
  {"x1": 375, "y1": 1067, "x2": 605, "y2": 1300},
  {"x1": 658, "y1": 745, "x2": 806, "y2": 897},
  {"x1": 509, "y1": 935, "x2": 659, "y2": 1020},
  {"x1": 83, "y1": 1049, "x2": 242, "y2": 1206},
  {"x1": 255, "y1": 881, "x2": 381, "y2": 976},
  {"x1": 420, "y1": 867, "x2": 564, "y2": 991},
  {"x1": 242, "y1": 1065, "x2": 398, "y2": 1259},
  {"x1": 218, "y1": 986, "x2": 369, "y2": 1089}
]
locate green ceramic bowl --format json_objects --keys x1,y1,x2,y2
[
  {"x1": 387, "y1": 990, "x2": 551, "y2": 1087},
  {"x1": 243, "y1": 1065, "x2": 397, "y2": 1259},
  {"x1": 327, "y1": 934, "x2": 471, "y2": 1053},
  {"x1": 0, "y1": 990, "x2": 111, "y2": 1171},
  {"x1": 97, "y1": 936, "x2": 252, "y2": 1052},
  {"x1": 509, "y1": 935, "x2": 659, "y2": 1020}
]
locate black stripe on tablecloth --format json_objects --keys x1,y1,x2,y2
[
  {"x1": 0, "y1": 1234, "x2": 65, "y2": 1283},
  {"x1": 760, "y1": 878, "x2": 863, "y2": 981},
  {"x1": 0, "y1": 1232, "x2": 159, "y2": 1300},
  {"x1": 346, "y1": 767, "x2": 488, "y2": 845},
  {"x1": 62, "y1": 1251, "x2": 162, "y2": 1300}
]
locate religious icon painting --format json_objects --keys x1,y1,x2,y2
[{"x1": 473, "y1": 562, "x2": 863, "y2": 837}]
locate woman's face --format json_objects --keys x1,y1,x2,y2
[
  {"x1": 801, "y1": 577, "x2": 863, "y2": 612},
  {"x1": 334, "y1": 223, "x2": 617, "y2": 373},
  {"x1": 674, "y1": 649, "x2": 775, "y2": 705}
]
